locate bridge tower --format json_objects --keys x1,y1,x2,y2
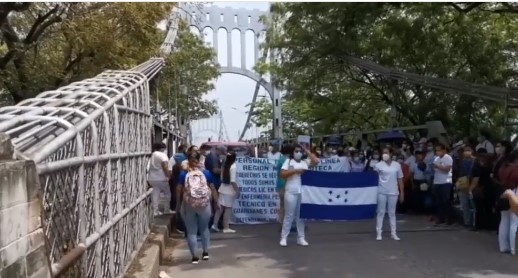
[{"x1": 182, "y1": 5, "x2": 283, "y2": 140}]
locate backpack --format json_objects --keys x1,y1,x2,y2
[{"x1": 183, "y1": 170, "x2": 211, "y2": 209}]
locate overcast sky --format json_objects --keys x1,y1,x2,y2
[{"x1": 190, "y1": 1, "x2": 271, "y2": 145}]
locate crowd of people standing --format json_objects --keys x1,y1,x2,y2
[{"x1": 147, "y1": 131, "x2": 518, "y2": 264}]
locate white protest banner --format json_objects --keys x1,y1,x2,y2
[
  {"x1": 297, "y1": 135, "x2": 311, "y2": 150},
  {"x1": 232, "y1": 157, "x2": 280, "y2": 224},
  {"x1": 310, "y1": 157, "x2": 347, "y2": 172}
]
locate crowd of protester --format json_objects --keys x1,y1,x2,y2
[{"x1": 147, "y1": 130, "x2": 518, "y2": 263}]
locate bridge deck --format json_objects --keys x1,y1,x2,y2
[{"x1": 163, "y1": 216, "x2": 518, "y2": 278}]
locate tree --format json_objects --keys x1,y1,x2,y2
[
  {"x1": 257, "y1": 3, "x2": 518, "y2": 139},
  {"x1": 157, "y1": 21, "x2": 220, "y2": 121},
  {"x1": 0, "y1": 2, "x2": 174, "y2": 104}
]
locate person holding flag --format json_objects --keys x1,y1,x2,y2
[{"x1": 279, "y1": 144, "x2": 320, "y2": 247}]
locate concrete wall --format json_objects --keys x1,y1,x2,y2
[{"x1": 0, "y1": 133, "x2": 51, "y2": 278}]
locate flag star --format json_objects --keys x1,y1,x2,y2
[
  {"x1": 328, "y1": 190, "x2": 333, "y2": 195},
  {"x1": 344, "y1": 198, "x2": 348, "y2": 203},
  {"x1": 336, "y1": 195, "x2": 340, "y2": 199},
  {"x1": 344, "y1": 190, "x2": 349, "y2": 195},
  {"x1": 328, "y1": 198, "x2": 333, "y2": 203}
]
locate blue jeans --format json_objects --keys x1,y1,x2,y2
[
  {"x1": 433, "y1": 183, "x2": 454, "y2": 223},
  {"x1": 459, "y1": 191, "x2": 474, "y2": 226},
  {"x1": 182, "y1": 204, "x2": 212, "y2": 256}
]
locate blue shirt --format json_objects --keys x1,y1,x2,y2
[
  {"x1": 460, "y1": 159, "x2": 475, "y2": 177},
  {"x1": 178, "y1": 170, "x2": 214, "y2": 186},
  {"x1": 204, "y1": 153, "x2": 222, "y2": 188},
  {"x1": 173, "y1": 153, "x2": 187, "y2": 165},
  {"x1": 410, "y1": 161, "x2": 426, "y2": 180}
]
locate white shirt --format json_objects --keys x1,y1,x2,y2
[
  {"x1": 374, "y1": 161, "x2": 404, "y2": 195},
  {"x1": 476, "y1": 140, "x2": 495, "y2": 154},
  {"x1": 148, "y1": 151, "x2": 169, "y2": 181},
  {"x1": 219, "y1": 163, "x2": 236, "y2": 195},
  {"x1": 268, "y1": 152, "x2": 281, "y2": 160},
  {"x1": 350, "y1": 161, "x2": 364, "y2": 172},
  {"x1": 433, "y1": 154, "x2": 453, "y2": 184},
  {"x1": 405, "y1": 155, "x2": 416, "y2": 166},
  {"x1": 335, "y1": 156, "x2": 351, "y2": 172},
  {"x1": 281, "y1": 159, "x2": 309, "y2": 194}
]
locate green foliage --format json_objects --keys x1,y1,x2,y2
[
  {"x1": 255, "y1": 3, "x2": 518, "y2": 139},
  {"x1": 158, "y1": 21, "x2": 220, "y2": 120},
  {"x1": 0, "y1": 2, "x2": 174, "y2": 103}
]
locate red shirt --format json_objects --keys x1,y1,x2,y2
[{"x1": 498, "y1": 163, "x2": 518, "y2": 189}]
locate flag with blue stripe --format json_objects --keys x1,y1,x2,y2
[{"x1": 300, "y1": 171, "x2": 378, "y2": 221}]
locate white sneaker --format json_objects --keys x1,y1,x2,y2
[
  {"x1": 211, "y1": 225, "x2": 220, "y2": 232},
  {"x1": 279, "y1": 238, "x2": 287, "y2": 247},
  {"x1": 297, "y1": 238, "x2": 309, "y2": 246},
  {"x1": 391, "y1": 233, "x2": 400, "y2": 241},
  {"x1": 163, "y1": 209, "x2": 174, "y2": 215},
  {"x1": 153, "y1": 211, "x2": 163, "y2": 216},
  {"x1": 376, "y1": 234, "x2": 382, "y2": 241},
  {"x1": 222, "y1": 229, "x2": 236, "y2": 233}
]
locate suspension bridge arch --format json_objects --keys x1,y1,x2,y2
[{"x1": 181, "y1": 4, "x2": 282, "y2": 140}]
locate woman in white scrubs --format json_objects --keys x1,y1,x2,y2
[
  {"x1": 374, "y1": 147, "x2": 405, "y2": 241},
  {"x1": 279, "y1": 144, "x2": 320, "y2": 247}
]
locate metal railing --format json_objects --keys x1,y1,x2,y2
[{"x1": 0, "y1": 58, "x2": 165, "y2": 277}]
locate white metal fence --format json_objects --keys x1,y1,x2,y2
[{"x1": 0, "y1": 58, "x2": 164, "y2": 277}]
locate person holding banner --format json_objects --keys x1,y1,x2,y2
[
  {"x1": 212, "y1": 152, "x2": 239, "y2": 233},
  {"x1": 279, "y1": 144, "x2": 320, "y2": 247},
  {"x1": 374, "y1": 147, "x2": 405, "y2": 241}
]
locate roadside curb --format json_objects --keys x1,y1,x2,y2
[{"x1": 124, "y1": 215, "x2": 173, "y2": 278}]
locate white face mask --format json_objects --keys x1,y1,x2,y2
[
  {"x1": 268, "y1": 146, "x2": 274, "y2": 152},
  {"x1": 382, "y1": 154, "x2": 390, "y2": 161},
  {"x1": 294, "y1": 151, "x2": 303, "y2": 160}
]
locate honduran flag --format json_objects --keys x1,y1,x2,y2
[{"x1": 300, "y1": 171, "x2": 378, "y2": 221}]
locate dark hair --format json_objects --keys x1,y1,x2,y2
[
  {"x1": 178, "y1": 144, "x2": 187, "y2": 152},
  {"x1": 436, "y1": 143, "x2": 447, "y2": 151},
  {"x1": 381, "y1": 147, "x2": 394, "y2": 154},
  {"x1": 280, "y1": 144, "x2": 293, "y2": 156},
  {"x1": 188, "y1": 151, "x2": 201, "y2": 161},
  {"x1": 187, "y1": 145, "x2": 198, "y2": 154},
  {"x1": 498, "y1": 140, "x2": 513, "y2": 156},
  {"x1": 152, "y1": 142, "x2": 166, "y2": 152},
  {"x1": 222, "y1": 153, "x2": 237, "y2": 184},
  {"x1": 289, "y1": 144, "x2": 303, "y2": 159}
]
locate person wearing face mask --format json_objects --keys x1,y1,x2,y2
[
  {"x1": 365, "y1": 149, "x2": 381, "y2": 171},
  {"x1": 148, "y1": 142, "x2": 173, "y2": 216},
  {"x1": 279, "y1": 144, "x2": 320, "y2": 247},
  {"x1": 324, "y1": 145, "x2": 334, "y2": 158},
  {"x1": 268, "y1": 145, "x2": 281, "y2": 160},
  {"x1": 374, "y1": 147, "x2": 405, "y2": 240},
  {"x1": 455, "y1": 146, "x2": 477, "y2": 228},
  {"x1": 432, "y1": 143, "x2": 454, "y2": 226},
  {"x1": 350, "y1": 151, "x2": 364, "y2": 172}
]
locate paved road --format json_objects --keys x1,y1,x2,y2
[{"x1": 163, "y1": 216, "x2": 518, "y2": 278}]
